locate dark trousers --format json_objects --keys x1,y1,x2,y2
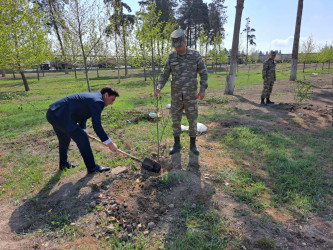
[{"x1": 46, "y1": 109, "x2": 96, "y2": 170}]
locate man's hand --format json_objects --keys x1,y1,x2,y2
[
  {"x1": 107, "y1": 142, "x2": 118, "y2": 152},
  {"x1": 154, "y1": 88, "x2": 160, "y2": 98},
  {"x1": 198, "y1": 92, "x2": 205, "y2": 100}
]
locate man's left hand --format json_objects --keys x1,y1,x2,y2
[{"x1": 198, "y1": 92, "x2": 205, "y2": 100}]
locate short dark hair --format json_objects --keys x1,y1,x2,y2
[{"x1": 101, "y1": 86, "x2": 119, "y2": 97}]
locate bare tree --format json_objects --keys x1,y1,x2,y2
[
  {"x1": 224, "y1": 0, "x2": 244, "y2": 95},
  {"x1": 64, "y1": 0, "x2": 106, "y2": 91},
  {"x1": 33, "y1": 0, "x2": 70, "y2": 74},
  {"x1": 290, "y1": 0, "x2": 304, "y2": 81}
]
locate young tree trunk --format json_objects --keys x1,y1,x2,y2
[
  {"x1": 74, "y1": 67, "x2": 77, "y2": 79},
  {"x1": 83, "y1": 59, "x2": 91, "y2": 92},
  {"x1": 1, "y1": 69, "x2": 5, "y2": 77},
  {"x1": 225, "y1": 0, "x2": 244, "y2": 95},
  {"x1": 122, "y1": 26, "x2": 128, "y2": 77},
  {"x1": 115, "y1": 38, "x2": 120, "y2": 84},
  {"x1": 20, "y1": 71, "x2": 29, "y2": 91},
  {"x1": 79, "y1": 33, "x2": 91, "y2": 91},
  {"x1": 48, "y1": 0, "x2": 68, "y2": 74},
  {"x1": 36, "y1": 64, "x2": 40, "y2": 81},
  {"x1": 290, "y1": 0, "x2": 304, "y2": 81}
]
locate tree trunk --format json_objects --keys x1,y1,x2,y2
[
  {"x1": 65, "y1": 64, "x2": 69, "y2": 74},
  {"x1": 289, "y1": 0, "x2": 304, "y2": 81},
  {"x1": 20, "y1": 71, "x2": 29, "y2": 91},
  {"x1": 1, "y1": 69, "x2": 5, "y2": 77},
  {"x1": 83, "y1": 58, "x2": 91, "y2": 92},
  {"x1": 37, "y1": 64, "x2": 40, "y2": 81},
  {"x1": 78, "y1": 28, "x2": 91, "y2": 91},
  {"x1": 225, "y1": 0, "x2": 244, "y2": 95},
  {"x1": 115, "y1": 38, "x2": 120, "y2": 84},
  {"x1": 122, "y1": 25, "x2": 128, "y2": 77},
  {"x1": 48, "y1": 0, "x2": 68, "y2": 75},
  {"x1": 13, "y1": 72, "x2": 16, "y2": 78},
  {"x1": 74, "y1": 67, "x2": 77, "y2": 79}
]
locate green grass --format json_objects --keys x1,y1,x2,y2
[
  {"x1": 213, "y1": 126, "x2": 333, "y2": 217},
  {"x1": 165, "y1": 204, "x2": 240, "y2": 249},
  {"x1": 1, "y1": 65, "x2": 332, "y2": 247}
]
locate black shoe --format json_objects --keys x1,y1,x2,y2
[
  {"x1": 87, "y1": 164, "x2": 110, "y2": 174},
  {"x1": 266, "y1": 98, "x2": 275, "y2": 104},
  {"x1": 60, "y1": 162, "x2": 79, "y2": 171},
  {"x1": 190, "y1": 137, "x2": 199, "y2": 156},
  {"x1": 260, "y1": 98, "x2": 266, "y2": 106},
  {"x1": 170, "y1": 136, "x2": 181, "y2": 155}
]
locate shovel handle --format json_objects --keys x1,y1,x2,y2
[{"x1": 87, "y1": 134, "x2": 143, "y2": 164}]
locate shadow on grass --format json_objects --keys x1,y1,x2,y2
[
  {"x1": 210, "y1": 123, "x2": 333, "y2": 216},
  {"x1": 8, "y1": 169, "x2": 112, "y2": 234},
  {"x1": 160, "y1": 152, "x2": 240, "y2": 249}
]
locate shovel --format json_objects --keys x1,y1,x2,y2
[{"x1": 87, "y1": 134, "x2": 161, "y2": 173}]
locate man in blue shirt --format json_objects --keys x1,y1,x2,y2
[{"x1": 46, "y1": 87, "x2": 119, "y2": 174}]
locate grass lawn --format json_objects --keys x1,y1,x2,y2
[{"x1": 0, "y1": 64, "x2": 332, "y2": 249}]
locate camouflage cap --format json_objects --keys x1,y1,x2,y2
[
  {"x1": 170, "y1": 29, "x2": 186, "y2": 47},
  {"x1": 270, "y1": 50, "x2": 277, "y2": 56}
]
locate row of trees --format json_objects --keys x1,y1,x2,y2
[
  {"x1": 2, "y1": 0, "x2": 332, "y2": 95},
  {"x1": 299, "y1": 37, "x2": 333, "y2": 71},
  {"x1": 0, "y1": 0, "x2": 229, "y2": 91}
]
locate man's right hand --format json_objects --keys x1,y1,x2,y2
[
  {"x1": 107, "y1": 142, "x2": 118, "y2": 152},
  {"x1": 154, "y1": 89, "x2": 160, "y2": 98}
]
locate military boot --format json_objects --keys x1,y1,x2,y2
[
  {"x1": 170, "y1": 136, "x2": 181, "y2": 155},
  {"x1": 266, "y1": 98, "x2": 275, "y2": 104},
  {"x1": 190, "y1": 137, "x2": 199, "y2": 156},
  {"x1": 260, "y1": 98, "x2": 266, "y2": 106}
]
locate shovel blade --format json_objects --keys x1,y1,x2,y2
[{"x1": 142, "y1": 158, "x2": 161, "y2": 173}]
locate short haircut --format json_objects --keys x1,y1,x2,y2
[{"x1": 100, "y1": 86, "x2": 119, "y2": 97}]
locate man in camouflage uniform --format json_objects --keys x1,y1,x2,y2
[
  {"x1": 261, "y1": 50, "x2": 277, "y2": 105},
  {"x1": 154, "y1": 29, "x2": 208, "y2": 156}
]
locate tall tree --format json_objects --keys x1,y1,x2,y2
[
  {"x1": 105, "y1": 0, "x2": 135, "y2": 77},
  {"x1": 139, "y1": 0, "x2": 177, "y2": 26},
  {"x1": 243, "y1": 17, "x2": 256, "y2": 65},
  {"x1": 33, "y1": 0, "x2": 70, "y2": 74},
  {"x1": 0, "y1": 0, "x2": 51, "y2": 91},
  {"x1": 208, "y1": 0, "x2": 227, "y2": 43},
  {"x1": 178, "y1": 0, "x2": 209, "y2": 49},
  {"x1": 225, "y1": 0, "x2": 244, "y2": 95},
  {"x1": 138, "y1": 0, "x2": 177, "y2": 70},
  {"x1": 64, "y1": 0, "x2": 106, "y2": 91},
  {"x1": 290, "y1": 0, "x2": 304, "y2": 81}
]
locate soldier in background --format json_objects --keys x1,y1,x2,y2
[
  {"x1": 261, "y1": 50, "x2": 277, "y2": 105},
  {"x1": 154, "y1": 29, "x2": 208, "y2": 156}
]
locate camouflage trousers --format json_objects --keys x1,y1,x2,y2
[
  {"x1": 171, "y1": 99, "x2": 198, "y2": 137},
  {"x1": 261, "y1": 80, "x2": 274, "y2": 99}
]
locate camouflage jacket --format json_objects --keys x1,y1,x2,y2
[
  {"x1": 262, "y1": 58, "x2": 276, "y2": 81},
  {"x1": 157, "y1": 49, "x2": 208, "y2": 101}
]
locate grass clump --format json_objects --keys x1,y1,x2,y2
[{"x1": 166, "y1": 204, "x2": 240, "y2": 249}]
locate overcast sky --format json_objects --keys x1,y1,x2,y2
[{"x1": 124, "y1": 0, "x2": 333, "y2": 54}]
